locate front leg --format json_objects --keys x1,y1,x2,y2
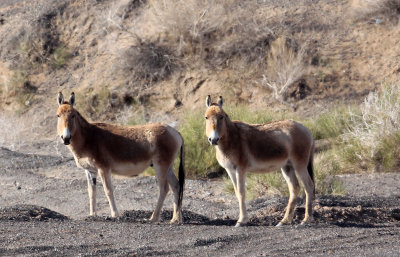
[
  {"x1": 235, "y1": 169, "x2": 248, "y2": 227},
  {"x1": 98, "y1": 168, "x2": 119, "y2": 217},
  {"x1": 85, "y1": 170, "x2": 97, "y2": 216},
  {"x1": 225, "y1": 167, "x2": 238, "y2": 195}
]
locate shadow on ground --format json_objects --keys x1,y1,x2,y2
[{"x1": 3, "y1": 195, "x2": 398, "y2": 227}]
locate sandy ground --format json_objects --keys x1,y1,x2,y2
[{"x1": 0, "y1": 141, "x2": 400, "y2": 256}]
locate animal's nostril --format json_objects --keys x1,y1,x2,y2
[
  {"x1": 61, "y1": 135, "x2": 64, "y2": 139},
  {"x1": 208, "y1": 137, "x2": 212, "y2": 142}
]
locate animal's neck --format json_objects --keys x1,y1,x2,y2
[
  {"x1": 69, "y1": 112, "x2": 92, "y2": 156},
  {"x1": 217, "y1": 116, "x2": 238, "y2": 153}
]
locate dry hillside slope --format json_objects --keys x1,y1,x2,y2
[{"x1": 0, "y1": 0, "x2": 399, "y2": 136}]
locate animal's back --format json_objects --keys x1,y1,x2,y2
[
  {"x1": 91, "y1": 122, "x2": 181, "y2": 167},
  {"x1": 233, "y1": 119, "x2": 312, "y2": 162}
]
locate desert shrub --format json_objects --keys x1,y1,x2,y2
[
  {"x1": 123, "y1": 41, "x2": 177, "y2": 83},
  {"x1": 353, "y1": 0, "x2": 400, "y2": 24},
  {"x1": 74, "y1": 85, "x2": 111, "y2": 119},
  {"x1": 340, "y1": 83, "x2": 400, "y2": 172},
  {"x1": 0, "y1": 70, "x2": 36, "y2": 114},
  {"x1": 51, "y1": 46, "x2": 71, "y2": 69},
  {"x1": 262, "y1": 37, "x2": 307, "y2": 108},
  {"x1": 145, "y1": 0, "x2": 274, "y2": 68}
]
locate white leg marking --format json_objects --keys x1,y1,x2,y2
[
  {"x1": 280, "y1": 165, "x2": 300, "y2": 225},
  {"x1": 225, "y1": 168, "x2": 238, "y2": 195},
  {"x1": 85, "y1": 170, "x2": 97, "y2": 216},
  {"x1": 294, "y1": 166, "x2": 315, "y2": 225},
  {"x1": 236, "y1": 169, "x2": 248, "y2": 227},
  {"x1": 98, "y1": 168, "x2": 119, "y2": 217}
]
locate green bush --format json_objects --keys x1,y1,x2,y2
[
  {"x1": 179, "y1": 109, "x2": 220, "y2": 178},
  {"x1": 304, "y1": 105, "x2": 357, "y2": 140}
]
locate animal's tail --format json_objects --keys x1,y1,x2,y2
[
  {"x1": 178, "y1": 139, "x2": 185, "y2": 210},
  {"x1": 307, "y1": 142, "x2": 315, "y2": 195}
]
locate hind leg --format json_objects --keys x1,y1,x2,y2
[
  {"x1": 294, "y1": 166, "x2": 315, "y2": 225},
  {"x1": 167, "y1": 166, "x2": 183, "y2": 224},
  {"x1": 277, "y1": 164, "x2": 300, "y2": 226},
  {"x1": 149, "y1": 164, "x2": 169, "y2": 223},
  {"x1": 98, "y1": 168, "x2": 119, "y2": 217}
]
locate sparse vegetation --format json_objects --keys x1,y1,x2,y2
[
  {"x1": 354, "y1": 0, "x2": 400, "y2": 24},
  {"x1": 0, "y1": 70, "x2": 36, "y2": 114},
  {"x1": 303, "y1": 105, "x2": 358, "y2": 141},
  {"x1": 179, "y1": 109, "x2": 220, "y2": 178},
  {"x1": 123, "y1": 41, "x2": 177, "y2": 84},
  {"x1": 339, "y1": 83, "x2": 400, "y2": 173},
  {"x1": 1, "y1": 0, "x2": 399, "y2": 200},
  {"x1": 51, "y1": 46, "x2": 71, "y2": 69},
  {"x1": 262, "y1": 37, "x2": 307, "y2": 108}
]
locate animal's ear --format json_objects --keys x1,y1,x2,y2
[
  {"x1": 217, "y1": 96, "x2": 223, "y2": 108},
  {"x1": 57, "y1": 92, "x2": 64, "y2": 106},
  {"x1": 206, "y1": 95, "x2": 212, "y2": 107},
  {"x1": 69, "y1": 92, "x2": 75, "y2": 107}
]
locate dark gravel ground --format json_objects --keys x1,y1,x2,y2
[{"x1": 1, "y1": 143, "x2": 400, "y2": 256}]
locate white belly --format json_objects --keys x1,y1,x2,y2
[
  {"x1": 247, "y1": 158, "x2": 287, "y2": 173},
  {"x1": 111, "y1": 161, "x2": 151, "y2": 177}
]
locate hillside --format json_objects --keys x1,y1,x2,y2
[{"x1": 1, "y1": 0, "x2": 399, "y2": 141}]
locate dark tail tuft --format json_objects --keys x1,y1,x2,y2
[{"x1": 178, "y1": 141, "x2": 185, "y2": 210}]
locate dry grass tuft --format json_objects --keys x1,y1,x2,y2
[
  {"x1": 341, "y1": 82, "x2": 400, "y2": 172},
  {"x1": 262, "y1": 37, "x2": 307, "y2": 108},
  {"x1": 143, "y1": 0, "x2": 275, "y2": 68},
  {"x1": 352, "y1": 0, "x2": 400, "y2": 24},
  {"x1": 122, "y1": 40, "x2": 177, "y2": 83}
]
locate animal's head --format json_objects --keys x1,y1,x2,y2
[
  {"x1": 56, "y1": 92, "x2": 77, "y2": 145},
  {"x1": 204, "y1": 95, "x2": 228, "y2": 146}
]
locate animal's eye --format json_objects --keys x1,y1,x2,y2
[
  {"x1": 205, "y1": 116, "x2": 208, "y2": 120},
  {"x1": 71, "y1": 114, "x2": 75, "y2": 118},
  {"x1": 219, "y1": 116, "x2": 223, "y2": 120},
  {"x1": 57, "y1": 114, "x2": 60, "y2": 118}
]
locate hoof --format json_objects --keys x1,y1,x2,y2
[
  {"x1": 169, "y1": 218, "x2": 183, "y2": 225},
  {"x1": 275, "y1": 222, "x2": 284, "y2": 227},
  {"x1": 148, "y1": 219, "x2": 159, "y2": 224},
  {"x1": 234, "y1": 222, "x2": 246, "y2": 227},
  {"x1": 300, "y1": 217, "x2": 314, "y2": 226}
]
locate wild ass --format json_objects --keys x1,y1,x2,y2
[
  {"x1": 56, "y1": 92, "x2": 185, "y2": 223},
  {"x1": 205, "y1": 95, "x2": 315, "y2": 227}
]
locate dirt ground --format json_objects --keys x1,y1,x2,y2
[{"x1": 0, "y1": 141, "x2": 400, "y2": 256}]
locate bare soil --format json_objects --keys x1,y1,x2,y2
[
  {"x1": 1, "y1": 0, "x2": 400, "y2": 256},
  {"x1": 0, "y1": 142, "x2": 400, "y2": 256}
]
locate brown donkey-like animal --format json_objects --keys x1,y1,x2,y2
[
  {"x1": 56, "y1": 92, "x2": 185, "y2": 223},
  {"x1": 205, "y1": 95, "x2": 315, "y2": 227}
]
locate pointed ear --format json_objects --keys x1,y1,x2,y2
[
  {"x1": 57, "y1": 92, "x2": 64, "y2": 106},
  {"x1": 217, "y1": 96, "x2": 223, "y2": 108},
  {"x1": 69, "y1": 92, "x2": 75, "y2": 107},
  {"x1": 206, "y1": 95, "x2": 212, "y2": 107}
]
